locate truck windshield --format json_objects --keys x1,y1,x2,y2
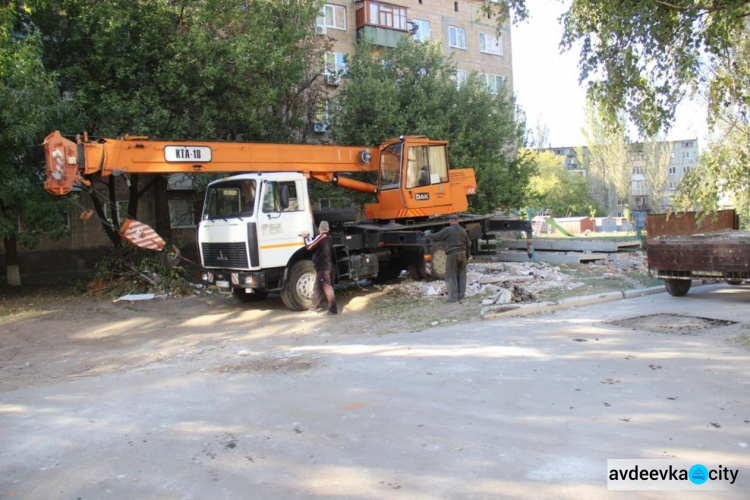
[
  {"x1": 379, "y1": 142, "x2": 403, "y2": 190},
  {"x1": 203, "y1": 179, "x2": 257, "y2": 220}
]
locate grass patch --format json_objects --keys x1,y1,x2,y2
[{"x1": 368, "y1": 289, "x2": 480, "y2": 334}]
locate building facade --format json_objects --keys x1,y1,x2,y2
[
  {"x1": 543, "y1": 138, "x2": 700, "y2": 217},
  {"x1": 314, "y1": 1, "x2": 513, "y2": 132}
]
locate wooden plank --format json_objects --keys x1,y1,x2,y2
[
  {"x1": 501, "y1": 239, "x2": 639, "y2": 252},
  {"x1": 498, "y1": 252, "x2": 608, "y2": 264}
]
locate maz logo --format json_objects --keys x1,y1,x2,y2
[
  {"x1": 415, "y1": 193, "x2": 430, "y2": 201},
  {"x1": 217, "y1": 251, "x2": 229, "y2": 261}
]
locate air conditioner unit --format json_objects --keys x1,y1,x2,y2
[
  {"x1": 315, "y1": 25, "x2": 327, "y2": 35},
  {"x1": 313, "y1": 122, "x2": 330, "y2": 133},
  {"x1": 326, "y1": 73, "x2": 341, "y2": 86}
]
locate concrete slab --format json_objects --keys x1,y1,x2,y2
[
  {"x1": 502, "y1": 239, "x2": 641, "y2": 252},
  {"x1": 499, "y1": 251, "x2": 609, "y2": 263}
]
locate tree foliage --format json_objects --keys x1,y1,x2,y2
[
  {"x1": 333, "y1": 39, "x2": 533, "y2": 214},
  {"x1": 641, "y1": 138, "x2": 673, "y2": 213},
  {"x1": 25, "y1": 0, "x2": 327, "y2": 246},
  {"x1": 485, "y1": 0, "x2": 750, "y2": 214},
  {"x1": 671, "y1": 28, "x2": 750, "y2": 219},
  {"x1": 1, "y1": 3, "x2": 70, "y2": 285},
  {"x1": 523, "y1": 150, "x2": 601, "y2": 217},
  {"x1": 579, "y1": 100, "x2": 631, "y2": 216}
]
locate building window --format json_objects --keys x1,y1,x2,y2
[
  {"x1": 479, "y1": 32, "x2": 503, "y2": 55},
  {"x1": 169, "y1": 199, "x2": 202, "y2": 228},
  {"x1": 682, "y1": 165, "x2": 690, "y2": 173},
  {"x1": 668, "y1": 165, "x2": 676, "y2": 174},
  {"x1": 323, "y1": 52, "x2": 348, "y2": 84},
  {"x1": 684, "y1": 141, "x2": 693, "y2": 148},
  {"x1": 412, "y1": 19, "x2": 430, "y2": 42},
  {"x1": 318, "y1": 3, "x2": 346, "y2": 30},
  {"x1": 481, "y1": 73, "x2": 504, "y2": 94},
  {"x1": 455, "y1": 69, "x2": 467, "y2": 88},
  {"x1": 668, "y1": 181, "x2": 677, "y2": 190},
  {"x1": 368, "y1": 1, "x2": 407, "y2": 30},
  {"x1": 449, "y1": 26, "x2": 466, "y2": 49},
  {"x1": 632, "y1": 165, "x2": 643, "y2": 175},
  {"x1": 683, "y1": 151, "x2": 695, "y2": 160}
]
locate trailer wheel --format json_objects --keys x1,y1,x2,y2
[
  {"x1": 281, "y1": 260, "x2": 316, "y2": 311},
  {"x1": 232, "y1": 288, "x2": 269, "y2": 303},
  {"x1": 723, "y1": 272, "x2": 744, "y2": 285},
  {"x1": 664, "y1": 279, "x2": 691, "y2": 297}
]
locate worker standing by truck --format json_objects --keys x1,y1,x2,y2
[
  {"x1": 425, "y1": 215, "x2": 471, "y2": 303},
  {"x1": 300, "y1": 221, "x2": 338, "y2": 315}
]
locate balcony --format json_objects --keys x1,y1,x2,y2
[{"x1": 355, "y1": 0, "x2": 410, "y2": 48}]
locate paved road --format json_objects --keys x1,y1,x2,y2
[{"x1": 1, "y1": 284, "x2": 749, "y2": 499}]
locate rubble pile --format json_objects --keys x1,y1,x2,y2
[{"x1": 382, "y1": 260, "x2": 587, "y2": 305}]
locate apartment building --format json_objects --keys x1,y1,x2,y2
[
  {"x1": 315, "y1": 1, "x2": 513, "y2": 131},
  {"x1": 543, "y1": 138, "x2": 700, "y2": 216}
]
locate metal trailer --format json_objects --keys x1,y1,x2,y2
[{"x1": 646, "y1": 209, "x2": 750, "y2": 296}]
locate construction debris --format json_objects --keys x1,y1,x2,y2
[{"x1": 378, "y1": 252, "x2": 650, "y2": 309}]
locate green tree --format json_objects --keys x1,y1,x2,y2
[
  {"x1": 524, "y1": 150, "x2": 601, "y2": 217},
  {"x1": 671, "y1": 29, "x2": 750, "y2": 218},
  {"x1": 482, "y1": 0, "x2": 750, "y2": 214},
  {"x1": 30, "y1": 0, "x2": 327, "y2": 246},
  {"x1": 578, "y1": 100, "x2": 631, "y2": 216},
  {"x1": 642, "y1": 138, "x2": 673, "y2": 213},
  {"x1": 1, "y1": 3, "x2": 69, "y2": 286},
  {"x1": 333, "y1": 39, "x2": 533, "y2": 214}
]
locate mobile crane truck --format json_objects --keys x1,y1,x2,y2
[{"x1": 43, "y1": 131, "x2": 531, "y2": 310}]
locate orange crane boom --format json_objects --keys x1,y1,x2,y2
[{"x1": 43, "y1": 131, "x2": 376, "y2": 196}]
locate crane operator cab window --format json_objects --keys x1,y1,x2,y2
[
  {"x1": 203, "y1": 179, "x2": 257, "y2": 220},
  {"x1": 379, "y1": 142, "x2": 403, "y2": 190},
  {"x1": 405, "y1": 145, "x2": 449, "y2": 189}
]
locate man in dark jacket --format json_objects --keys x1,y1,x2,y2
[
  {"x1": 426, "y1": 214, "x2": 471, "y2": 303},
  {"x1": 300, "y1": 221, "x2": 338, "y2": 315}
]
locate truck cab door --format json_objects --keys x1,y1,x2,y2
[{"x1": 258, "y1": 179, "x2": 311, "y2": 268}]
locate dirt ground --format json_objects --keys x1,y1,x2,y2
[{"x1": 0, "y1": 252, "x2": 661, "y2": 392}]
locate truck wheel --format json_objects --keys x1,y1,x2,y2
[
  {"x1": 232, "y1": 287, "x2": 268, "y2": 303},
  {"x1": 281, "y1": 260, "x2": 316, "y2": 311},
  {"x1": 664, "y1": 279, "x2": 691, "y2": 297},
  {"x1": 429, "y1": 242, "x2": 447, "y2": 281}
]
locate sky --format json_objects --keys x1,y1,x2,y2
[{"x1": 510, "y1": 0, "x2": 708, "y2": 148}]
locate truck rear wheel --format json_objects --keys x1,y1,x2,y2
[
  {"x1": 429, "y1": 242, "x2": 447, "y2": 281},
  {"x1": 281, "y1": 260, "x2": 316, "y2": 311},
  {"x1": 664, "y1": 279, "x2": 691, "y2": 297},
  {"x1": 232, "y1": 287, "x2": 269, "y2": 303}
]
